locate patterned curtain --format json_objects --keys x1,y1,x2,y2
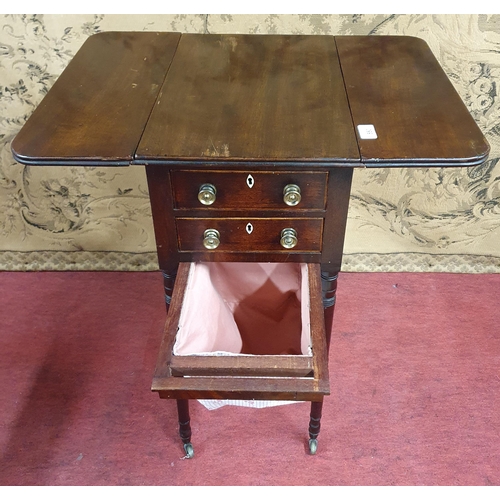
[{"x1": 1, "y1": 14, "x2": 499, "y2": 271}]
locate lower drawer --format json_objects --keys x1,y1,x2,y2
[
  {"x1": 152, "y1": 261, "x2": 330, "y2": 401},
  {"x1": 176, "y1": 217, "x2": 323, "y2": 253}
]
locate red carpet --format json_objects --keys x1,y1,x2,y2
[{"x1": 0, "y1": 270, "x2": 499, "y2": 485}]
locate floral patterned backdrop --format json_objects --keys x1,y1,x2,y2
[{"x1": 1, "y1": 14, "x2": 499, "y2": 272}]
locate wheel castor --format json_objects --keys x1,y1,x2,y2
[
  {"x1": 308, "y1": 438, "x2": 318, "y2": 455},
  {"x1": 183, "y1": 442, "x2": 194, "y2": 459}
]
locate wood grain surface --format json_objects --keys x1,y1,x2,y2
[
  {"x1": 11, "y1": 31, "x2": 180, "y2": 165},
  {"x1": 171, "y1": 170, "x2": 328, "y2": 210},
  {"x1": 136, "y1": 34, "x2": 360, "y2": 164},
  {"x1": 152, "y1": 263, "x2": 330, "y2": 401},
  {"x1": 335, "y1": 35, "x2": 490, "y2": 167},
  {"x1": 175, "y1": 217, "x2": 323, "y2": 253},
  {"x1": 12, "y1": 32, "x2": 490, "y2": 168}
]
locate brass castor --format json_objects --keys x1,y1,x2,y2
[
  {"x1": 308, "y1": 438, "x2": 318, "y2": 455},
  {"x1": 183, "y1": 443, "x2": 194, "y2": 459}
]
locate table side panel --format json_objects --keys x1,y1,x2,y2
[
  {"x1": 146, "y1": 165, "x2": 180, "y2": 275},
  {"x1": 320, "y1": 167, "x2": 354, "y2": 273}
]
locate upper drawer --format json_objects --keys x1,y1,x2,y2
[{"x1": 170, "y1": 170, "x2": 328, "y2": 210}]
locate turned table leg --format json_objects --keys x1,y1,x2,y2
[
  {"x1": 321, "y1": 270, "x2": 338, "y2": 349},
  {"x1": 162, "y1": 269, "x2": 177, "y2": 311},
  {"x1": 164, "y1": 270, "x2": 194, "y2": 459},
  {"x1": 176, "y1": 399, "x2": 194, "y2": 458},
  {"x1": 307, "y1": 270, "x2": 338, "y2": 454},
  {"x1": 163, "y1": 267, "x2": 194, "y2": 457},
  {"x1": 308, "y1": 399, "x2": 323, "y2": 454}
]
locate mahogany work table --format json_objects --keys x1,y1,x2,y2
[{"x1": 12, "y1": 32, "x2": 489, "y2": 458}]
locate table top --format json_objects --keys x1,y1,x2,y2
[{"x1": 11, "y1": 32, "x2": 489, "y2": 168}]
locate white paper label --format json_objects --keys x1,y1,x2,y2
[{"x1": 357, "y1": 124, "x2": 378, "y2": 140}]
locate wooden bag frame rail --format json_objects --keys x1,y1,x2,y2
[{"x1": 152, "y1": 262, "x2": 329, "y2": 401}]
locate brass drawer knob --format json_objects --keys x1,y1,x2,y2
[
  {"x1": 283, "y1": 184, "x2": 301, "y2": 206},
  {"x1": 203, "y1": 229, "x2": 220, "y2": 249},
  {"x1": 280, "y1": 228, "x2": 298, "y2": 249},
  {"x1": 198, "y1": 183, "x2": 217, "y2": 205}
]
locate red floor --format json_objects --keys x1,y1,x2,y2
[{"x1": 0, "y1": 270, "x2": 499, "y2": 485}]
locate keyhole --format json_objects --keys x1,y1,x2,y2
[
  {"x1": 246, "y1": 174, "x2": 254, "y2": 188},
  {"x1": 246, "y1": 223, "x2": 253, "y2": 234}
]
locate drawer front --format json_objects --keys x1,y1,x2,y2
[
  {"x1": 176, "y1": 218, "x2": 323, "y2": 253},
  {"x1": 171, "y1": 170, "x2": 328, "y2": 210}
]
